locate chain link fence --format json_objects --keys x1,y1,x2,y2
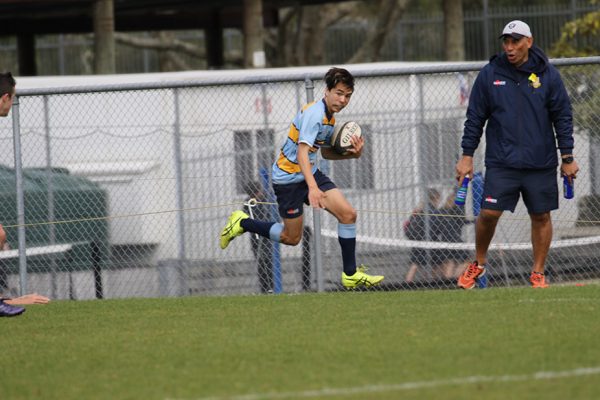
[{"x1": 1, "y1": 58, "x2": 599, "y2": 299}]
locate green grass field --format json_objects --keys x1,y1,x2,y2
[{"x1": 2, "y1": 284, "x2": 599, "y2": 400}]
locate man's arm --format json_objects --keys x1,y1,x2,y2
[
  {"x1": 321, "y1": 135, "x2": 364, "y2": 160},
  {"x1": 456, "y1": 70, "x2": 489, "y2": 183},
  {"x1": 461, "y1": 70, "x2": 490, "y2": 157},
  {"x1": 549, "y1": 67, "x2": 575, "y2": 156}
]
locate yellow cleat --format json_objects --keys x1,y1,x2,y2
[
  {"x1": 219, "y1": 210, "x2": 249, "y2": 249},
  {"x1": 342, "y1": 265, "x2": 384, "y2": 289}
]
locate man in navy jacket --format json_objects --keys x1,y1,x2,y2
[{"x1": 454, "y1": 20, "x2": 580, "y2": 289}]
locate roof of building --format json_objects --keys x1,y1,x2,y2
[{"x1": 0, "y1": 0, "x2": 349, "y2": 35}]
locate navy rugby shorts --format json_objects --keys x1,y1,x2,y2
[
  {"x1": 273, "y1": 169, "x2": 336, "y2": 219},
  {"x1": 481, "y1": 167, "x2": 558, "y2": 214}
]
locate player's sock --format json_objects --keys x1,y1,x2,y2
[
  {"x1": 338, "y1": 223, "x2": 356, "y2": 276},
  {"x1": 240, "y1": 219, "x2": 278, "y2": 240},
  {"x1": 268, "y1": 223, "x2": 283, "y2": 242}
]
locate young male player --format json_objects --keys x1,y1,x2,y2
[{"x1": 220, "y1": 67, "x2": 383, "y2": 289}]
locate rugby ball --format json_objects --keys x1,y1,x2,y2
[{"x1": 331, "y1": 121, "x2": 362, "y2": 154}]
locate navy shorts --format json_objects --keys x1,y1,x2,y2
[
  {"x1": 273, "y1": 169, "x2": 337, "y2": 219},
  {"x1": 481, "y1": 167, "x2": 558, "y2": 214}
]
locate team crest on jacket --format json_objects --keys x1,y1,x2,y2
[
  {"x1": 528, "y1": 73, "x2": 541, "y2": 88},
  {"x1": 493, "y1": 80, "x2": 506, "y2": 86}
]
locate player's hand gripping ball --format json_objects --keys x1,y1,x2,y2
[{"x1": 331, "y1": 121, "x2": 362, "y2": 155}]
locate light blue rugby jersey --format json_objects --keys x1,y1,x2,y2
[{"x1": 272, "y1": 99, "x2": 335, "y2": 184}]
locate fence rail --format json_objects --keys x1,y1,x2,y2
[{"x1": 1, "y1": 57, "x2": 600, "y2": 299}]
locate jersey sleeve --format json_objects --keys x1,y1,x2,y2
[{"x1": 297, "y1": 105, "x2": 323, "y2": 147}]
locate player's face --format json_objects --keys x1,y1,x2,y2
[
  {"x1": 0, "y1": 91, "x2": 15, "y2": 117},
  {"x1": 502, "y1": 36, "x2": 532, "y2": 67},
  {"x1": 325, "y1": 83, "x2": 353, "y2": 114}
]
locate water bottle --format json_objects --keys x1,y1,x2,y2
[
  {"x1": 454, "y1": 176, "x2": 470, "y2": 206},
  {"x1": 563, "y1": 176, "x2": 574, "y2": 199},
  {"x1": 477, "y1": 273, "x2": 488, "y2": 289}
]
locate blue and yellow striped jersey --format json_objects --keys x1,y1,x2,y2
[{"x1": 272, "y1": 99, "x2": 335, "y2": 184}]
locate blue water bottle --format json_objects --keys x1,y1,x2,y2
[
  {"x1": 454, "y1": 176, "x2": 470, "y2": 206},
  {"x1": 563, "y1": 176, "x2": 574, "y2": 199}
]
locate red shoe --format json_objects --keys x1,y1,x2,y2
[
  {"x1": 457, "y1": 261, "x2": 486, "y2": 290},
  {"x1": 530, "y1": 271, "x2": 549, "y2": 288}
]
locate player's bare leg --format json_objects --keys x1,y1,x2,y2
[
  {"x1": 529, "y1": 212, "x2": 552, "y2": 288},
  {"x1": 458, "y1": 208, "x2": 502, "y2": 289},
  {"x1": 279, "y1": 216, "x2": 304, "y2": 246}
]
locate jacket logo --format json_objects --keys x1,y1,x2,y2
[
  {"x1": 528, "y1": 73, "x2": 541, "y2": 88},
  {"x1": 493, "y1": 80, "x2": 506, "y2": 86}
]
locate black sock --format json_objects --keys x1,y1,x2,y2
[
  {"x1": 240, "y1": 219, "x2": 275, "y2": 239},
  {"x1": 338, "y1": 237, "x2": 357, "y2": 276}
]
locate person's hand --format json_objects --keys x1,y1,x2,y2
[
  {"x1": 561, "y1": 160, "x2": 580, "y2": 184},
  {"x1": 308, "y1": 186, "x2": 327, "y2": 209},
  {"x1": 345, "y1": 135, "x2": 364, "y2": 158},
  {"x1": 5, "y1": 293, "x2": 50, "y2": 305},
  {"x1": 455, "y1": 155, "x2": 474, "y2": 184}
]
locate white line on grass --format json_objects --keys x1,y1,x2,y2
[
  {"x1": 517, "y1": 297, "x2": 599, "y2": 303},
  {"x1": 173, "y1": 366, "x2": 600, "y2": 400}
]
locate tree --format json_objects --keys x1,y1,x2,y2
[
  {"x1": 93, "y1": 0, "x2": 116, "y2": 74},
  {"x1": 347, "y1": 0, "x2": 411, "y2": 63},
  {"x1": 443, "y1": 0, "x2": 465, "y2": 61},
  {"x1": 550, "y1": 3, "x2": 600, "y2": 143},
  {"x1": 265, "y1": 2, "x2": 356, "y2": 67},
  {"x1": 114, "y1": 32, "x2": 242, "y2": 71},
  {"x1": 265, "y1": 0, "x2": 413, "y2": 66},
  {"x1": 243, "y1": 0, "x2": 265, "y2": 68}
]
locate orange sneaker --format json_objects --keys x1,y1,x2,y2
[
  {"x1": 457, "y1": 261, "x2": 486, "y2": 290},
  {"x1": 530, "y1": 271, "x2": 549, "y2": 288}
]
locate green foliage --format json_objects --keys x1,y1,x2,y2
[
  {"x1": 2, "y1": 286, "x2": 600, "y2": 399},
  {"x1": 551, "y1": 3, "x2": 600, "y2": 134},
  {"x1": 551, "y1": 9, "x2": 600, "y2": 57}
]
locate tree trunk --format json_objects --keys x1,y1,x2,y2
[
  {"x1": 443, "y1": 0, "x2": 465, "y2": 61},
  {"x1": 93, "y1": 0, "x2": 116, "y2": 74},
  {"x1": 243, "y1": 0, "x2": 265, "y2": 68}
]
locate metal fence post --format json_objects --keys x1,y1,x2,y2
[
  {"x1": 304, "y1": 77, "x2": 324, "y2": 292},
  {"x1": 11, "y1": 95, "x2": 28, "y2": 295},
  {"x1": 260, "y1": 83, "x2": 282, "y2": 294},
  {"x1": 43, "y1": 95, "x2": 58, "y2": 299},
  {"x1": 172, "y1": 88, "x2": 187, "y2": 290}
]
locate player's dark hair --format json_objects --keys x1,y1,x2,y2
[
  {"x1": 0, "y1": 72, "x2": 16, "y2": 97},
  {"x1": 324, "y1": 67, "x2": 354, "y2": 91}
]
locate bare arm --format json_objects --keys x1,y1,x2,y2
[
  {"x1": 4, "y1": 293, "x2": 50, "y2": 305},
  {"x1": 322, "y1": 135, "x2": 364, "y2": 160}
]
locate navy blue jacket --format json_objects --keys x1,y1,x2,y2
[{"x1": 462, "y1": 45, "x2": 574, "y2": 169}]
